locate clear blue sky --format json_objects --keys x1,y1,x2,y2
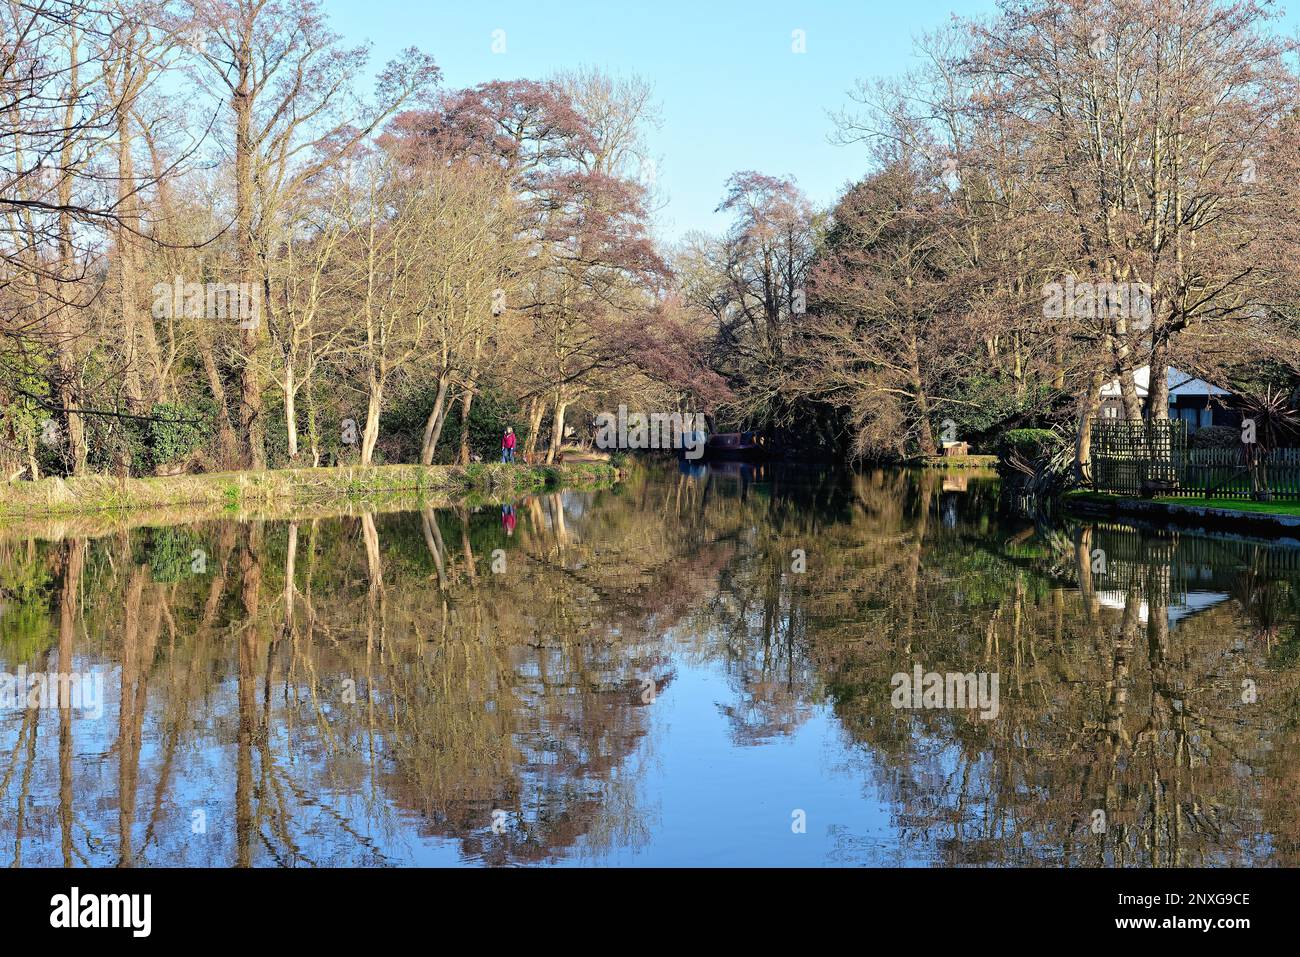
[{"x1": 328, "y1": 0, "x2": 1300, "y2": 241}]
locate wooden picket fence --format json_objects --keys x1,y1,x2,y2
[
  {"x1": 1090, "y1": 419, "x2": 1300, "y2": 500},
  {"x1": 1180, "y1": 446, "x2": 1300, "y2": 500}
]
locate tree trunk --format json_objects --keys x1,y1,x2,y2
[
  {"x1": 142, "y1": 121, "x2": 180, "y2": 403},
  {"x1": 234, "y1": 65, "x2": 265, "y2": 469},
  {"x1": 910, "y1": 346, "x2": 937, "y2": 457},
  {"x1": 457, "y1": 338, "x2": 484, "y2": 464},
  {"x1": 524, "y1": 395, "x2": 544, "y2": 461},
  {"x1": 116, "y1": 117, "x2": 145, "y2": 413},
  {"x1": 1075, "y1": 365, "x2": 1106, "y2": 483},
  {"x1": 55, "y1": 27, "x2": 86, "y2": 475},
  {"x1": 307, "y1": 389, "x2": 320, "y2": 467},
  {"x1": 360, "y1": 380, "x2": 383, "y2": 466},
  {"x1": 1146, "y1": 333, "x2": 1170, "y2": 422},
  {"x1": 284, "y1": 362, "x2": 299, "y2": 461},
  {"x1": 456, "y1": 378, "x2": 478, "y2": 464},
  {"x1": 420, "y1": 376, "x2": 450, "y2": 465},
  {"x1": 51, "y1": 332, "x2": 86, "y2": 476},
  {"x1": 545, "y1": 394, "x2": 568, "y2": 464},
  {"x1": 434, "y1": 397, "x2": 453, "y2": 454},
  {"x1": 1116, "y1": 365, "x2": 1144, "y2": 421},
  {"x1": 915, "y1": 413, "x2": 937, "y2": 458},
  {"x1": 1111, "y1": 315, "x2": 1144, "y2": 420},
  {"x1": 197, "y1": 329, "x2": 238, "y2": 469}
]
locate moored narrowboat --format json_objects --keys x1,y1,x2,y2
[{"x1": 703, "y1": 431, "x2": 769, "y2": 461}]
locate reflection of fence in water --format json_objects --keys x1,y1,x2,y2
[
  {"x1": 1089, "y1": 524, "x2": 1181, "y2": 606},
  {"x1": 1087, "y1": 523, "x2": 1300, "y2": 607}
]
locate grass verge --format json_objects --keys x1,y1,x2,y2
[
  {"x1": 0, "y1": 462, "x2": 619, "y2": 522},
  {"x1": 1150, "y1": 496, "x2": 1300, "y2": 516},
  {"x1": 1063, "y1": 490, "x2": 1300, "y2": 517}
]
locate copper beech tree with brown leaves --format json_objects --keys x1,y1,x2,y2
[{"x1": 386, "y1": 75, "x2": 673, "y2": 464}]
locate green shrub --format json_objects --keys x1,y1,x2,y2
[
  {"x1": 380, "y1": 381, "x2": 529, "y2": 464},
  {"x1": 1190, "y1": 425, "x2": 1241, "y2": 449},
  {"x1": 0, "y1": 368, "x2": 47, "y2": 474},
  {"x1": 934, "y1": 376, "x2": 1060, "y2": 451},
  {"x1": 438, "y1": 385, "x2": 529, "y2": 463},
  {"x1": 147, "y1": 401, "x2": 210, "y2": 469}
]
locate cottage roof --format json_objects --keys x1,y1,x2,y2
[{"x1": 1099, "y1": 365, "x2": 1232, "y2": 400}]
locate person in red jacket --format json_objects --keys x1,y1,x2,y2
[{"x1": 501, "y1": 426, "x2": 517, "y2": 463}]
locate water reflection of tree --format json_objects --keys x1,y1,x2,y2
[
  {"x1": 246, "y1": 502, "x2": 677, "y2": 865},
  {"x1": 2, "y1": 464, "x2": 1299, "y2": 866},
  {"x1": 688, "y1": 467, "x2": 1300, "y2": 866},
  {"x1": 1, "y1": 484, "x2": 701, "y2": 864}
]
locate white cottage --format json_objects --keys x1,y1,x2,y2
[{"x1": 1099, "y1": 365, "x2": 1236, "y2": 433}]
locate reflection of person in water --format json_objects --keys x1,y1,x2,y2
[{"x1": 502, "y1": 504, "x2": 516, "y2": 536}]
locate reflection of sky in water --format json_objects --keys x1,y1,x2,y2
[
  {"x1": 0, "y1": 648, "x2": 892, "y2": 866},
  {"x1": 1095, "y1": 590, "x2": 1232, "y2": 625}
]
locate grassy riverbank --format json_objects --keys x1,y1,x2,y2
[
  {"x1": 0, "y1": 462, "x2": 619, "y2": 522},
  {"x1": 1061, "y1": 489, "x2": 1300, "y2": 538},
  {"x1": 1064, "y1": 490, "x2": 1300, "y2": 516},
  {"x1": 913, "y1": 454, "x2": 999, "y2": 469}
]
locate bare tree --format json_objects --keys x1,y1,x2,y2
[{"x1": 176, "y1": 0, "x2": 437, "y2": 467}]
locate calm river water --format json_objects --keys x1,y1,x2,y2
[{"x1": 1, "y1": 463, "x2": 1297, "y2": 866}]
